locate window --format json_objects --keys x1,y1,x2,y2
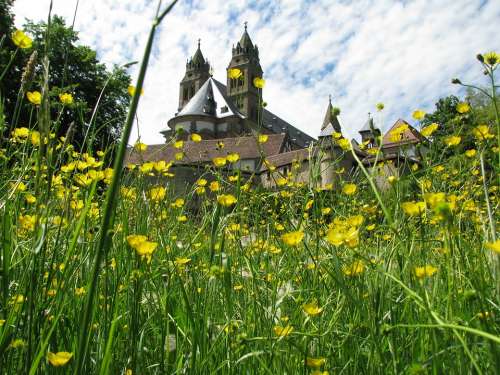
[
  {"x1": 183, "y1": 88, "x2": 188, "y2": 101},
  {"x1": 221, "y1": 106, "x2": 228, "y2": 113}
]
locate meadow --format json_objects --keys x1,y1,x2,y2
[{"x1": 0, "y1": 3, "x2": 499, "y2": 374}]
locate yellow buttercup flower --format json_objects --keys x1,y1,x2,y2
[
  {"x1": 174, "y1": 257, "x2": 191, "y2": 266},
  {"x1": 337, "y1": 138, "x2": 351, "y2": 151},
  {"x1": 281, "y1": 230, "x2": 304, "y2": 246},
  {"x1": 412, "y1": 109, "x2": 425, "y2": 121},
  {"x1": 465, "y1": 149, "x2": 476, "y2": 158},
  {"x1": 273, "y1": 325, "x2": 293, "y2": 337},
  {"x1": 401, "y1": 201, "x2": 426, "y2": 216},
  {"x1": 11, "y1": 127, "x2": 30, "y2": 140},
  {"x1": 342, "y1": 183, "x2": 357, "y2": 195},
  {"x1": 414, "y1": 265, "x2": 438, "y2": 279},
  {"x1": 342, "y1": 260, "x2": 365, "y2": 276},
  {"x1": 174, "y1": 140, "x2": 184, "y2": 149},
  {"x1": 228, "y1": 68, "x2": 242, "y2": 79},
  {"x1": 472, "y1": 125, "x2": 494, "y2": 141},
  {"x1": 47, "y1": 351, "x2": 73, "y2": 367},
  {"x1": 191, "y1": 133, "x2": 202, "y2": 142},
  {"x1": 258, "y1": 134, "x2": 269, "y2": 143},
  {"x1": 303, "y1": 301, "x2": 323, "y2": 316},
  {"x1": 376, "y1": 103, "x2": 384, "y2": 111},
  {"x1": 213, "y1": 157, "x2": 227, "y2": 167},
  {"x1": 483, "y1": 51, "x2": 499, "y2": 66},
  {"x1": 456, "y1": 102, "x2": 470, "y2": 114},
  {"x1": 175, "y1": 152, "x2": 184, "y2": 160},
  {"x1": 26, "y1": 91, "x2": 42, "y2": 105},
  {"x1": 306, "y1": 357, "x2": 326, "y2": 368},
  {"x1": 148, "y1": 186, "x2": 166, "y2": 202},
  {"x1": 420, "y1": 123, "x2": 438, "y2": 137},
  {"x1": 227, "y1": 153, "x2": 240, "y2": 163},
  {"x1": 445, "y1": 135, "x2": 461, "y2": 147},
  {"x1": 209, "y1": 181, "x2": 220, "y2": 192},
  {"x1": 59, "y1": 93, "x2": 73, "y2": 105},
  {"x1": 486, "y1": 240, "x2": 500, "y2": 254},
  {"x1": 11, "y1": 30, "x2": 32, "y2": 49},
  {"x1": 128, "y1": 85, "x2": 144, "y2": 97},
  {"x1": 253, "y1": 77, "x2": 265, "y2": 89},
  {"x1": 217, "y1": 194, "x2": 237, "y2": 207},
  {"x1": 134, "y1": 142, "x2": 147, "y2": 152}
]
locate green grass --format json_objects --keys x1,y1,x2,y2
[{"x1": 0, "y1": 3, "x2": 499, "y2": 374}]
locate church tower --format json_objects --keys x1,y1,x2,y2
[
  {"x1": 226, "y1": 24, "x2": 263, "y2": 122},
  {"x1": 178, "y1": 40, "x2": 211, "y2": 112}
]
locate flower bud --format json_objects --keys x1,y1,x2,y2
[
  {"x1": 476, "y1": 54, "x2": 484, "y2": 63},
  {"x1": 451, "y1": 78, "x2": 461, "y2": 84}
]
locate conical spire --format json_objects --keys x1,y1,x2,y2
[
  {"x1": 319, "y1": 96, "x2": 342, "y2": 137},
  {"x1": 191, "y1": 38, "x2": 206, "y2": 65},
  {"x1": 322, "y1": 95, "x2": 334, "y2": 130},
  {"x1": 239, "y1": 22, "x2": 254, "y2": 49}
]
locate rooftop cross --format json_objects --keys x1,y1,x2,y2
[
  {"x1": 198, "y1": 38, "x2": 201, "y2": 48},
  {"x1": 244, "y1": 21, "x2": 248, "y2": 31}
]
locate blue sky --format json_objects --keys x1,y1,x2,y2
[{"x1": 13, "y1": 0, "x2": 500, "y2": 144}]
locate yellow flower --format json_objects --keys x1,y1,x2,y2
[
  {"x1": 414, "y1": 265, "x2": 438, "y2": 279},
  {"x1": 213, "y1": 157, "x2": 227, "y2": 167},
  {"x1": 342, "y1": 260, "x2": 365, "y2": 276},
  {"x1": 12, "y1": 127, "x2": 30, "y2": 140},
  {"x1": 483, "y1": 51, "x2": 499, "y2": 66},
  {"x1": 134, "y1": 142, "x2": 147, "y2": 152},
  {"x1": 401, "y1": 201, "x2": 426, "y2": 216},
  {"x1": 387, "y1": 175, "x2": 398, "y2": 184},
  {"x1": 191, "y1": 133, "x2": 202, "y2": 142},
  {"x1": 47, "y1": 351, "x2": 73, "y2": 367},
  {"x1": 26, "y1": 91, "x2": 42, "y2": 105},
  {"x1": 465, "y1": 149, "x2": 476, "y2": 158},
  {"x1": 337, "y1": 138, "x2": 351, "y2": 151},
  {"x1": 420, "y1": 123, "x2": 438, "y2": 137},
  {"x1": 445, "y1": 135, "x2": 461, "y2": 147},
  {"x1": 25, "y1": 193, "x2": 36, "y2": 204},
  {"x1": 59, "y1": 93, "x2": 73, "y2": 105},
  {"x1": 30, "y1": 131, "x2": 40, "y2": 146},
  {"x1": 11, "y1": 30, "x2": 32, "y2": 49},
  {"x1": 148, "y1": 186, "x2": 166, "y2": 202},
  {"x1": 472, "y1": 125, "x2": 494, "y2": 141},
  {"x1": 135, "y1": 241, "x2": 158, "y2": 258},
  {"x1": 258, "y1": 134, "x2": 269, "y2": 143},
  {"x1": 217, "y1": 194, "x2": 237, "y2": 207},
  {"x1": 342, "y1": 183, "x2": 357, "y2": 195},
  {"x1": 253, "y1": 77, "x2": 265, "y2": 89},
  {"x1": 486, "y1": 240, "x2": 500, "y2": 254},
  {"x1": 209, "y1": 181, "x2": 220, "y2": 192},
  {"x1": 456, "y1": 102, "x2": 470, "y2": 114},
  {"x1": 139, "y1": 162, "x2": 154, "y2": 174},
  {"x1": 126, "y1": 235, "x2": 148, "y2": 248},
  {"x1": 175, "y1": 152, "x2": 184, "y2": 160},
  {"x1": 376, "y1": 103, "x2": 384, "y2": 111},
  {"x1": 311, "y1": 371, "x2": 329, "y2": 375},
  {"x1": 197, "y1": 178, "x2": 207, "y2": 187},
  {"x1": 412, "y1": 109, "x2": 426, "y2": 121},
  {"x1": 75, "y1": 287, "x2": 86, "y2": 296},
  {"x1": 306, "y1": 357, "x2": 326, "y2": 368},
  {"x1": 177, "y1": 215, "x2": 188, "y2": 222},
  {"x1": 227, "y1": 153, "x2": 240, "y2": 163},
  {"x1": 174, "y1": 140, "x2": 184, "y2": 149},
  {"x1": 128, "y1": 85, "x2": 144, "y2": 97},
  {"x1": 174, "y1": 257, "x2": 191, "y2": 266},
  {"x1": 273, "y1": 325, "x2": 293, "y2": 337},
  {"x1": 332, "y1": 131, "x2": 342, "y2": 139},
  {"x1": 228, "y1": 68, "x2": 242, "y2": 79},
  {"x1": 281, "y1": 230, "x2": 304, "y2": 246},
  {"x1": 303, "y1": 301, "x2": 323, "y2": 316}
]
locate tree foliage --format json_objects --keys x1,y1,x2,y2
[{"x1": 1, "y1": 5, "x2": 131, "y2": 151}]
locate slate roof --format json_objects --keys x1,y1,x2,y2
[
  {"x1": 126, "y1": 133, "x2": 286, "y2": 165},
  {"x1": 176, "y1": 78, "x2": 243, "y2": 119}
]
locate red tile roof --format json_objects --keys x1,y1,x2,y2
[{"x1": 126, "y1": 133, "x2": 286, "y2": 165}]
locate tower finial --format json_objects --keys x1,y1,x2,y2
[
  {"x1": 329, "y1": 94, "x2": 332, "y2": 104},
  {"x1": 198, "y1": 38, "x2": 201, "y2": 49},
  {"x1": 244, "y1": 21, "x2": 248, "y2": 31}
]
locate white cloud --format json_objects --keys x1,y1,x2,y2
[{"x1": 12, "y1": 0, "x2": 500, "y2": 144}]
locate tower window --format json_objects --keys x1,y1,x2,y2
[{"x1": 221, "y1": 106, "x2": 228, "y2": 113}]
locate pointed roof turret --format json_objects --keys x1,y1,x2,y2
[
  {"x1": 192, "y1": 39, "x2": 205, "y2": 65},
  {"x1": 319, "y1": 96, "x2": 342, "y2": 137},
  {"x1": 186, "y1": 39, "x2": 210, "y2": 72},
  {"x1": 239, "y1": 22, "x2": 254, "y2": 49}
]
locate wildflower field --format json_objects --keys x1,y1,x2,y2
[{"x1": 1, "y1": 4, "x2": 500, "y2": 375}]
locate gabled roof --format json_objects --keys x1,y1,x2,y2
[
  {"x1": 177, "y1": 78, "x2": 243, "y2": 119},
  {"x1": 381, "y1": 119, "x2": 424, "y2": 147},
  {"x1": 126, "y1": 133, "x2": 286, "y2": 166}
]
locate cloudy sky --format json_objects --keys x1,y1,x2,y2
[{"x1": 12, "y1": 0, "x2": 500, "y2": 144}]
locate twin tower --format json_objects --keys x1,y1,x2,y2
[{"x1": 177, "y1": 25, "x2": 263, "y2": 123}]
